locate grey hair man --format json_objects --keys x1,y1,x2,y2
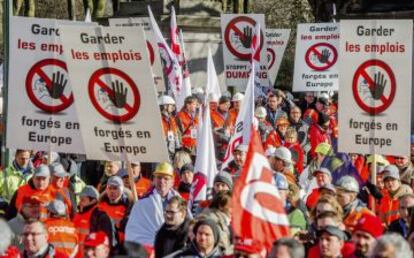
[{"x1": 370, "y1": 233, "x2": 413, "y2": 258}]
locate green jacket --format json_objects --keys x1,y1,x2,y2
[{"x1": 0, "y1": 165, "x2": 31, "y2": 203}]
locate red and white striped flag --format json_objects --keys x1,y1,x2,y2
[
  {"x1": 170, "y1": 6, "x2": 181, "y2": 61},
  {"x1": 232, "y1": 129, "x2": 290, "y2": 251},
  {"x1": 148, "y1": 6, "x2": 185, "y2": 109}
]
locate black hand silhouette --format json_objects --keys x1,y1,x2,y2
[
  {"x1": 239, "y1": 26, "x2": 252, "y2": 49},
  {"x1": 110, "y1": 80, "x2": 128, "y2": 108},
  {"x1": 318, "y1": 49, "x2": 331, "y2": 64},
  {"x1": 47, "y1": 71, "x2": 67, "y2": 99},
  {"x1": 369, "y1": 72, "x2": 387, "y2": 100}
]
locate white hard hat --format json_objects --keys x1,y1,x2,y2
[
  {"x1": 158, "y1": 95, "x2": 175, "y2": 105},
  {"x1": 272, "y1": 147, "x2": 292, "y2": 164},
  {"x1": 192, "y1": 87, "x2": 204, "y2": 95},
  {"x1": 335, "y1": 176, "x2": 359, "y2": 193},
  {"x1": 232, "y1": 92, "x2": 245, "y2": 102},
  {"x1": 208, "y1": 93, "x2": 219, "y2": 102},
  {"x1": 255, "y1": 106, "x2": 267, "y2": 119}
]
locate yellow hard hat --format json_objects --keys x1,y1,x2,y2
[
  {"x1": 315, "y1": 142, "x2": 332, "y2": 156},
  {"x1": 154, "y1": 162, "x2": 174, "y2": 177},
  {"x1": 367, "y1": 154, "x2": 389, "y2": 165}
]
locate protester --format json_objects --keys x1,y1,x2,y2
[
  {"x1": 176, "y1": 96, "x2": 199, "y2": 154},
  {"x1": 317, "y1": 226, "x2": 347, "y2": 258},
  {"x1": 233, "y1": 238, "x2": 266, "y2": 258},
  {"x1": 84, "y1": 231, "x2": 110, "y2": 258},
  {"x1": 351, "y1": 213, "x2": 384, "y2": 258},
  {"x1": 73, "y1": 186, "x2": 113, "y2": 258},
  {"x1": 154, "y1": 196, "x2": 190, "y2": 258},
  {"x1": 177, "y1": 163, "x2": 194, "y2": 200},
  {"x1": 371, "y1": 233, "x2": 413, "y2": 257},
  {"x1": 269, "y1": 238, "x2": 305, "y2": 258},
  {"x1": 0, "y1": 149, "x2": 32, "y2": 203},
  {"x1": 125, "y1": 162, "x2": 180, "y2": 249},
  {"x1": 388, "y1": 193, "x2": 414, "y2": 237},
  {"x1": 22, "y1": 220, "x2": 68, "y2": 258},
  {"x1": 168, "y1": 219, "x2": 222, "y2": 258},
  {"x1": 159, "y1": 95, "x2": 181, "y2": 158},
  {"x1": 223, "y1": 144, "x2": 247, "y2": 178},
  {"x1": 44, "y1": 200, "x2": 78, "y2": 257}
]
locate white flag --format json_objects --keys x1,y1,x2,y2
[
  {"x1": 84, "y1": 8, "x2": 92, "y2": 22},
  {"x1": 179, "y1": 30, "x2": 192, "y2": 98},
  {"x1": 206, "y1": 47, "x2": 222, "y2": 100},
  {"x1": 191, "y1": 103, "x2": 219, "y2": 203},
  {"x1": 148, "y1": 6, "x2": 185, "y2": 109}
]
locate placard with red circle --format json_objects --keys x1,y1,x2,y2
[
  {"x1": 352, "y1": 59, "x2": 396, "y2": 115},
  {"x1": 305, "y1": 42, "x2": 337, "y2": 71},
  {"x1": 88, "y1": 67, "x2": 141, "y2": 123},
  {"x1": 267, "y1": 48, "x2": 276, "y2": 69},
  {"x1": 25, "y1": 58, "x2": 74, "y2": 113},
  {"x1": 224, "y1": 16, "x2": 264, "y2": 60}
]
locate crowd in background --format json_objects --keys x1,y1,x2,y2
[{"x1": 0, "y1": 88, "x2": 413, "y2": 258}]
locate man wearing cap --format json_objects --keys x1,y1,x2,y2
[
  {"x1": 223, "y1": 144, "x2": 247, "y2": 178},
  {"x1": 177, "y1": 163, "x2": 194, "y2": 200},
  {"x1": 84, "y1": 231, "x2": 110, "y2": 258},
  {"x1": 351, "y1": 213, "x2": 384, "y2": 258},
  {"x1": 44, "y1": 200, "x2": 78, "y2": 257},
  {"x1": 126, "y1": 162, "x2": 181, "y2": 248},
  {"x1": 118, "y1": 162, "x2": 152, "y2": 199},
  {"x1": 224, "y1": 92, "x2": 244, "y2": 132},
  {"x1": 268, "y1": 147, "x2": 296, "y2": 185},
  {"x1": 73, "y1": 185, "x2": 113, "y2": 258},
  {"x1": 288, "y1": 106, "x2": 310, "y2": 150},
  {"x1": 308, "y1": 112, "x2": 331, "y2": 160},
  {"x1": 335, "y1": 176, "x2": 373, "y2": 232},
  {"x1": 379, "y1": 165, "x2": 413, "y2": 226},
  {"x1": 264, "y1": 117, "x2": 288, "y2": 150},
  {"x1": 49, "y1": 163, "x2": 76, "y2": 219},
  {"x1": 318, "y1": 226, "x2": 347, "y2": 258},
  {"x1": 305, "y1": 168, "x2": 333, "y2": 210},
  {"x1": 388, "y1": 194, "x2": 414, "y2": 238},
  {"x1": 0, "y1": 149, "x2": 33, "y2": 203},
  {"x1": 211, "y1": 96, "x2": 231, "y2": 161},
  {"x1": 22, "y1": 220, "x2": 68, "y2": 258},
  {"x1": 176, "y1": 96, "x2": 199, "y2": 154},
  {"x1": 196, "y1": 172, "x2": 234, "y2": 214},
  {"x1": 99, "y1": 176, "x2": 131, "y2": 251},
  {"x1": 159, "y1": 95, "x2": 180, "y2": 159},
  {"x1": 394, "y1": 155, "x2": 414, "y2": 186},
  {"x1": 255, "y1": 106, "x2": 274, "y2": 144},
  {"x1": 265, "y1": 91, "x2": 287, "y2": 130},
  {"x1": 169, "y1": 219, "x2": 222, "y2": 258},
  {"x1": 97, "y1": 161, "x2": 122, "y2": 193},
  {"x1": 6, "y1": 165, "x2": 70, "y2": 221},
  {"x1": 8, "y1": 195, "x2": 41, "y2": 252}
]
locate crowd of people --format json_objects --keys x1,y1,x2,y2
[{"x1": 0, "y1": 88, "x2": 413, "y2": 258}]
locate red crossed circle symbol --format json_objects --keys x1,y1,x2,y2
[
  {"x1": 224, "y1": 16, "x2": 264, "y2": 60},
  {"x1": 305, "y1": 42, "x2": 337, "y2": 71},
  {"x1": 26, "y1": 59, "x2": 74, "y2": 113},
  {"x1": 267, "y1": 48, "x2": 276, "y2": 69},
  {"x1": 88, "y1": 67, "x2": 140, "y2": 123},
  {"x1": 352, "y1": 59, "x2": 396, "y2": 115}
]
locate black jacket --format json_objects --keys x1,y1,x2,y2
[{"x1": 154, "y1": 218, "x2": 191, "y2": 258}]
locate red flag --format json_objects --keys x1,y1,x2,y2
[{"x1": 232, "y1": 129, "x2": 290, "y2": 251}]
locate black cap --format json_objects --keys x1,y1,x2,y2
[
  {"x1": 317, "y1": 226, "x2": 348, "y2": 241},
  {"x1": 193, "y1": 219, "x2": 220, "y2": 246},
  {"x1": 180, "y1": 163, "x2": 194, "y2": 175},
  {"x1": 219, "y1": 96, "x2": 230, "y2": 104}
]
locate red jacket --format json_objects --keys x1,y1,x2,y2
[{"x1": 308, "y1": 124, "x2": 331, "y2": 159}]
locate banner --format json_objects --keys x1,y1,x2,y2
[
  {"x1": 338, "y1": 20, "x2": 412, "y2": 156},
  {"x1": 60, "y1": 25, "x2": 169, "y2": 161},
  {"x1": 108, "y1": 17, "x2": 166, "y2": 93},
  {"x1": 221, "y1": 14, "x2": 268, "y2": 90},
  {"x1": 293, "y1": 23, "x2": 339, "y2": 92},
  {"x1": 6, "y1": 17, "x2": 93, "y2": 154},
  {"x1": 265, "y1": 29, "x2": 290, "y2": 86}
]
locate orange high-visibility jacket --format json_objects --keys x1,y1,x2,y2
[
  {"x1": 176, "y1": 110, "x2": 199, "y2": 150},
  {"x1": 45, "y1": 217, "x2": 78, "y2": 257}
]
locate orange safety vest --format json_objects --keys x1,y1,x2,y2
[
  {"x1": 224, "y1": 108, "x2": 238, "y2": 131},
  {"x1": 15, "y1": 184, "x2": 64, "y2": 221},
  {"x1": 135, "y1": 177, "x2": 152, "y2": 198},
  {"x1": 161, "y1": 115, "x2": 179, "y2": 138},
  {"x1": 98, "y1": 201, "x2": 127, "y2": 227},
  {"x1": 73, "y1": 206, "x2": 98, "y2": 258},
  {"x1": 44, "y1": 217, "x2": 78, "y2": 257},
  {"x1": 176, "y1": 110, "x2": 199, "y2": 149},
  {"x1": 211, "y1": 110, "x2": 226, "y2": 130},
  {"x1": 343, "y1": 207, "x2": 373, "y2": 232},
  {"x1": 379, "y1": 192, "x2": 400, "y2": 226}
]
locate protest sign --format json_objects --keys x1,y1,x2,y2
[
  {"x1": 338, "y1": 20, "x2": 412, "y2": 156},
  {"x1": 265, "y1": 29, "x2": 290, "y2": 86}
]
